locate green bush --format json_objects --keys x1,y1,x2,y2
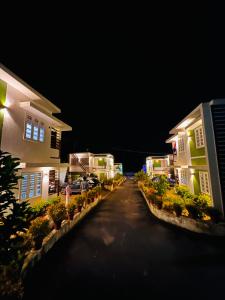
[
  {"x1": 197, "y1": 194, "x2": 212, "y2": 208},
  {"x1": 48, "y1": 202, "x2": 67, "y2": 229},
  {"x1": 29, "y1": 217, "x2": 51, "y2": 249},
  {"x1": 32, "y1": 197, "x2": 61, "y2": 218},
  {"x1": 173, "y1": 203, "x2": 183, "y2": 217},
  {"x1": 153, "y1": 175, "x2": 169, "y2": 197},
  {"x1": 175, "y1": 185, "x2": 193, "y2": 200},
  {"x1": 134, "y1": 170, "x2": 148, "y2": 182},
  {"x1": 67, "y1": 200, "x2": 77, "y2": 220}
]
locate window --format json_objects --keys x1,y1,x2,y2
[
  {"x1": 199, "y1": 171, "x2": 210, "y2": 194},
  {"x1": 51, "y1": 128, "x2": 61, "y2": 149},
  {"x1": 20, "y1": 173, "x2": 42, "y2": 200},
  {"x1": 39, "y1": 127, "x2": 45, "y2": 142},
  {"x1": 25, "y1": 122, "x2": 32, "y2": 139},
  {"x1": 33, "y1": 125, "x2": 39, "y2": 141},
  {"x1": 178, "y1": 136, "x2": 185, "y2": 153},
  {"x1": 195, "y1": 126, "x2": 205, "y2": 148},
  {"x1": 180, "y1": 169, "x2": 188, "y2": 185},
  {"x1": 24, "y1": 114, "x2": 45, "y2": 142}
]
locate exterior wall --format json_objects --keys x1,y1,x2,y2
[
  {"x1": 1, "y1": 86, "x2": 60, "y2": 163},
  {"x1": 146, "y1": 156, "x2": 170, "y2": 178},
  {"x1": 0, "y1": 80, "x2": 7, "y2": 143}
]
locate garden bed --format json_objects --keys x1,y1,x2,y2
[
  {"x1": 140, "y1": 189, "x2": 225, "y2": 236},
  {"x1": 21, "y1": 195, "x2": 103, "y2": 278}
]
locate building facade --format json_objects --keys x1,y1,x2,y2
[
  {"x1": 69, "y1": 152, "x2": 115, "y2": 179},
  {"x1": 0, "y1": 64, "x2": 72, "y2": 202},
  {"x1": 146, "y1": 155, "x2": 173, "y2": 178},
  {"x1": 166, "y1": 99, "x2": 225, "y2": 215}
]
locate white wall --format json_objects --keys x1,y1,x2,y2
[{"x1": 1, "y1": 90, "x2": 60, "y2": 164}]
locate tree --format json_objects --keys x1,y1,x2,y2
[
  {"x1": 134, "y1": 170, "x2": 148, "y2": 182},
  {"x1": 153, "y1": 175, "x2": 169, "y2": 199},
  {"x1": 0, "y1": 151, "x2": 32, "y2": 267}
]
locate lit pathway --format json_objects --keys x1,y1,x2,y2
[{"x1": 24, "y1": 180, "x2": 225, "y2": 299}]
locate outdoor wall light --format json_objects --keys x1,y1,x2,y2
[{"x1": 0, "y1": 104, "x2": 6, "y2": 111}]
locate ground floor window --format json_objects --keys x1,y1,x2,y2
[
  {"x1": 20, "y1": 172, "x2": 42, "y2": 200},
  {"x1": 199, "y1": 171, "x2": 210, "y2": 194},
  {"x1": 180, "y1": 169, "x2": 188, "y2": 185}
]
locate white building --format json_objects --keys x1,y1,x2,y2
[
  {"x1": 0, "y1": 64, "x2": 72, "y2": 202},
  {"x1": 69, "y1": 152, "x2": 114, "y2": 179},
  {"x1": 146, "y1": 155, "x2": 173, "y2": 178}
]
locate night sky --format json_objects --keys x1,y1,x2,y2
[{"x1": 1, "y1": 4, "x2": 225, "y2": 171}]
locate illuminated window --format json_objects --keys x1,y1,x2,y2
[
  {"x1": 33, "y1": 125, "x2": 39, "y2": 141},
  {"x1": 195, "y1": 126, "x2": 205, "y2": 148},
  {"x1": 39, "y1": 127, "x2": 45, "y2": 142},
  {"x1": 24, "y1": 115, "x2": 45, "y2": 143},
  {"x1": 180, "y1": 169, "x2": 188, "y2": 185},
  {"x1": 178, "y1": 137, "x2": 185, "y2": 153},
  {"x1": 25, "y1": 122, "x2": 32, "y2": 139},
  {"x1": 20, "y1": 173, "x2": 42, "y2": 200},
  {"x1": 199, "y1": 171, "x2": 210, "y2": 194}
]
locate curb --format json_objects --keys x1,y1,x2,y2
[{"x1": 140, "y1": 188, "x2": 225, "y2": 236}]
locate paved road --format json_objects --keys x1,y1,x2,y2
[{"x1": 24, "y1": 180, "x2": 225, "y2": 299}]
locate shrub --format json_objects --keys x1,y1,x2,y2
[
  {"x1": 29, "y1": 217, "x2": 51, "y2": 249},
  {"x1": 32, "y1": 197, "x2": 61, "y2": 218},
  {"x1": 67, "y1": 200, "x2": 77, "y2": 220},
  {"x1": 153, "y1": 175, "x2": 169, "y2": 198},
  {"x1": 163, "y1": 201, "x2": 174, "y2": 213},
  {"x1": 175, "y1": 185, "x2": 194, "y2": 200},
  {"x1": 87, "y1": 189, "x2": 97, "y2": 200},
  {"x1": 185, "y1": 204, "x2": 202, "y2": 219},
  {"x1": 173, "y1": 203, "x2": 183, "y2": 217},
  {"x1": 76, "y1": 195, "x2": 85, "y2": 212},
  {"x1": 94, "y1": 186, "x2": 102, "y2": 196},
  {"x1": 197, "y1": 194, "x2": 212, "y2": 208},
  {"x1": 48, "y1": 202, "x2": 67, "y2": 229},
  {"x1": 204, "y1": 207, "x2": 222, "y2": 223},
  {"x1": 134, "y1": 170, "x2": 148, "y2": 182}
]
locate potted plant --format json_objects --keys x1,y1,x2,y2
[
  {"x1": 29, "y1": 217, "x2": 50, "y2": 249},
  {"x1": 76, "y1": 195, "x2": 84, "y2": 212},
  {"x1": 67, "y1": 200, "x2": 77, "y2": 220},
  {"x1": 48, "y1": 202, "x2": 67, "y2": 229}
]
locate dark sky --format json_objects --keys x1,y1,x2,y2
[{"x1": 1, "y1": 4, "x2": 225, "y2": 172}]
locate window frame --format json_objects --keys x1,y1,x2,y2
[
  {"x1": 199, "y1": 171, "x2": 210, "y2": 194},
  {"x1": 20, "y1": 172, "x2": 42, "y2": 200},
  {"x1": 194, "y1": 126, "x2": 205, "y2": 149}
]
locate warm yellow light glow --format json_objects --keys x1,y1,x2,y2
[{"x1": 177, "y1": 118, "x2": 195, "y2": 130}]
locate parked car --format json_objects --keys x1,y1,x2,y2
[{"x1": 60, "y1": 182, "x2": 82, "y2": 195}]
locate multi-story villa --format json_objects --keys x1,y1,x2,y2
[
  {"x1": 69, "y1": 152, "x2": 114, "y2": 179},
  {"x1": 146, "y1": 155, "x2": 173, "y2": 178},
  {"x1": 166, "y1": 99, "x2": 225, "y2": 215},
  {"x1": 0, "y1": 64, "x2": 72, "y2": 202}
]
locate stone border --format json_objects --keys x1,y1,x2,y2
[
  {"x1": 140, "y1": 189, "x2": 225, "y2": 236},
  {"x1": 21, "y1": 189, "x2": 114, "y2": 279}
]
